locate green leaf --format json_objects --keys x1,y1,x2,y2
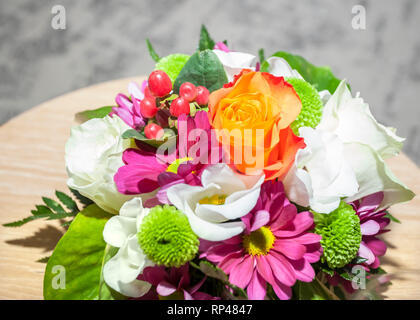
[
  {"x1": 384, "y1": 211, "x2": 401, "y2": 224},
  {"x1": 37, "y1": 256, "x2": 50, "y2": 264},
  {"x1": 294, "y1": 279, "x2": 339, "y2": 300},
  {"x1": 122, "y1": 128, "x2": 177, "y2": 149},
  {"x1": 146, "y1": 38, "x2": 160, "y2": 62},
  {"x1": 56, "y1": 191, "x2": 79, "y2": 213},
  {"x1": 3, "y1": 215, "x2": 51, "y2": 227},
  {"x1": 75, "y1": 106, "x2": 113, "y2": 123},
  {"x1": 70, "y1": 188, "x2": 94, "y2": 207},
  {"x1": 351, "y1": 256, "x2": 368, "y2": 264},
  {"x1": 258, "y1": 48, "x2": 265, "y2": 65},
  {"x1": 43, "y1": 204, "x2": 118, "y2": 300},
  {"x1": 32, "y1": 205, "x2": 54, "y2": 216},
  {"x1": 198, "y1": 25, "x2": 216, "y2": 51},
  {"x1": 174, "y1": 50, "x2": 228, "y2": 93},
  {"x1": 270, "y1": 51, "x2": 343, "y2": 94},
  {"x1": 42, "y1": 197, "x2": 66, "y2": 214}
]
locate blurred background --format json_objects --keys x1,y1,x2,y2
[{"x1": 1, "y1": 0, "x2": 419, "y2": 164}]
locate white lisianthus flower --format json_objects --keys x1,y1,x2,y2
[
  {"x1": 285, "y1": 80, "x2": 414, "y2": 212},
  {"x1": 167, "y1": 164, "x2": 264, "y2": 241},
  {"x1": 102, "y1": 198, "x2": 153, "y2": 298},
  {"x1": 65, "y1": 116, "x2": 135, "y2": 214},
  {"x1": 213, "y1": 49, "x2": 256, "y2": 82},
  {"x1": 318, "y1": 80, "x2": 405, "y2": 159},
  {"x1": 284, "y1": 127, "x2": 359, "y2": 213}
]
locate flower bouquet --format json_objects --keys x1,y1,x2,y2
[{"x1": 5, "y1": 25, "x2": 415, "y2": 300}]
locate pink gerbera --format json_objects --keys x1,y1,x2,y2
[{"x1": 202, "y1": 181, "x2": 322, "y2": 300}]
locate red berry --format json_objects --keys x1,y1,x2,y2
[
  {"x1": 196, "y1": 86, "x2": 210, "y2": 105},
  {"x1": 140, "y1": 97, "x2": 158, "y2": 118},
  {"x1": 148, "y1": 70, "x2": 172, "y2": 97},
  {"x1": 144, "y1": 86, "x2": 155, "y2": 99},
  {"x1": 170, "y1": 97, "x2": 190, "y2": 117},
  {"x1": 179, "y1": 82, "x2": 197, "y2": 102},
  {"x1": 144, "y1": 123, "x2": 164, "y2": 140}
]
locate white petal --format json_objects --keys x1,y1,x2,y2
[
  {"x1": 103, "y1": 237, "x2": 152, "y2": 297},
  {"x1": 201, "y1": 163, "x2": 246, "y2": 192},
  {"x1": 119, "y1": 197, "x2": 144, "y2": 218},
  {"x1": 103, "y1": 215, "x2": 136, "y2": 248},
  {"x1": 318, "y1": 80, "x2": 404, "y2": 159},
  {"x1": 127, "y1": 81, "x2": 144, "y2": 101},
  {"x1": 183, "y1": 204, "x2": 245, "y2": 241},
  {"x1": 213, "y1": 50, "x2": 256, "y2": 81},
  {"x1": 266, "y1": 56, "x2": 303, "y2": 79},
  {"x1": 283, "y1": 165, "x2": 312, "y2": 208},
  {"x1": 343, "y1": 142, "x2": 414, "y2": 210}
]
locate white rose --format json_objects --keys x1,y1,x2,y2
[
  {"x1": 65, "y1": 115, "x2": 134, "y2": 214},
  {"x1": 284, "y1": 127, "x2": 359, "y2": 213},
  {"x1": 167, "y1": 164, "x2": 264, "y2": 241},
  {"x1": 102, "y1": 198, "x2": 153, "y2": 297}
]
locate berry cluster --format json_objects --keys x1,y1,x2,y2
[{"x1": 140, "y1": 70, "x2": 210, "y2": 140}]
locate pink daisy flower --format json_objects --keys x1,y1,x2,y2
[
  {"x1": 202, "y1": 181, "x2": 322, "y2": 300},
  {"x1": 351, "y1": 192, "x2": 390, "y2": 268}
]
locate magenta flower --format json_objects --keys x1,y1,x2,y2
[
  {"x1": 202, "y1": 181, "x2": 322, "y2": 300},
  {"x1": 351, "y1": 192, "x2": 390, "y2": 268},
  {"x1": 114, "y1": 111, "x2": 222, "y2": 197},
  {"x1": 138, "y1": 264, "x2": 219, "y2": 300},
  {"x1": 110, "y1": 81, "x2": 146, "y2": 129},
  {"x1": 214, "y1": 41, "x2": 230, "y2": 52}
]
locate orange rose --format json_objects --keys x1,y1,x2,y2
[{"x1": 208, "y1": 70, "x2": 305, "y2": 180}]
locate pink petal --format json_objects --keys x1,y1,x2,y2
[
  {"x1": 265, "y1": 251, "x2": 296, "y2": 287},
  {"x1": 229, "y1": 256, "x2": 254, "y2": 288},
  {"x1": 358, "y1": 192, "x2": 383, "y2": 213},
  {"x1": 251, "y1": 210, "x2": 270, "y2": 232},
  {"x1": 114, "y1": 165, "x2": 160, "y2": 194},
  {"x1": 256, "y1": 256, "x2": 276, "y2": 285},
  {"x1": 358, "y1": 242, "x2": 375, "y2": 265},
  {"x1": 364, "y1": 238, "x2": 387, "y2": 256},
  {"x1": 156, "y1": 281, "x2": 177, "y2": 296},
  {"x1": 288, "y1": 258, "x2": 315, "y2": 282},
  {"x1": 206, "y1": 244, "x2": 242, "y2": 263},
  {"x1": 247, "y1": 269, "x2": 267, "y2": 300},
  {"x1": 270, "y1": 202, "x2": 297, "y2": 230},
  {"x1": 303, "y1": 243, "x2": 323, "y2": 263},
  {"x1": 218, "y1": 251, "x2": 244, "y2": 274},
  {"x1": 293, "y1": 233, "x2": 322, "y2": 244},
  {"x1": 271, "y1": 277, "x2": 292, "y2": 300},
  {"x1": 274, "y1": 211, "x2": 314, "y2": 238},
  {"x1": 360, "y1": 220, "x2": 380, "y2": 236},
  {"x1": 273, "y1": 239, "x2": 306, "y2": 260}
]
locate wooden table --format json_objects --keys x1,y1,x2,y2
[{"x1": 0, "y1": 77, "x2": 419, "y2": 300}]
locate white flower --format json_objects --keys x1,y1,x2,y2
[
  {"x1": 65, "y1": 116, "x2": 135, "y2": 214},
  {"x1": 265, "y1": 56, "x2": 303, "y2": 79},
  {"x1": 102, "y1": 198, "x2": 153, "y2": 297},
  {"x1": 318, "y1": 80, "x2": 404, "y2": 159},
  {"x1": 167, "y1": 164, "x2": 264, "y2": 241},
  {"x1": 284, "y1": 127, "x2": 359, "y2": 213},
  {"x1": 284, "y1": 80, "x2": 414, "y2": 212},
  {"x1": 213, "y1": 49, "x2": 256, "y2": 82}
]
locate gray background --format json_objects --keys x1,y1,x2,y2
[{"x1": 1, "y1": 0, "x2": 419, "y2": 165}]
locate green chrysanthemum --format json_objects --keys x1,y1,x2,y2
[
  {"x1": 286, "y1": 77, "x2": 324, "y2": 135},
  {"x1": 138, "y1": 205, "x2": 199, "y2": 267},
  {"x1": 314, "y1": 202, "x2": 362, "y2": 269},
  {"x1": 155, "y1": 54, "x2": 190, "y2": 83}
]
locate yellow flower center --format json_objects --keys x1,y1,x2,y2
[
  {"x1": 166, "y1": 157, "x2": 192, "y2": 174},
  {"x1": 243, "y1": 226, "x2": 275, "y2": 256},
  {"x1": 198, "y1": 194, "x2": 227, "y2": 205}
]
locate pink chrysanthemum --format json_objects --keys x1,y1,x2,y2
[
  {"x1": 351, "y1": 192, "x2": 390, "y2": 268},
  {"x1": 202, "y1": 181, "x2": 322, "y2": 300}
]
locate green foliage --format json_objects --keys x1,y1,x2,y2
[
  {"x1": 198, "y1": 24, "x2": 216, "y2": 51},
  {"x1": 3, "y1": 190, "x2": 80, "y2": 228},
  {"x1": 70, "y1": 188, "x2": 94, "y2": 207},
  {"x1": 146, "y1": 38, "x2": 160, "y2": 62},
  {"x1": 258, "y1": 48, "x2": 265, "y2": 65},
  {"x1": 270, "y1": 51, "x2": 343, "y2": 94},
  {"x1": 122, "y1": 128, "x2": 177, "y2": 149},
  {"x1": 75, "y1": 106, "x2": 113, "y2": 123},
  {"x1": 43, "y1": 204, "x2": 124, "y2": 300},
  {"x1": 384, "y1": 211, "x2": 401, "y2": 223},
  {"x1": 293, "y1": 278, "x2": 339, "y2": 300},
  {"x1": 155, "y1": 54, "x2": 190, "y2": 83},
  {"x1": 173, "y1": 50, "x2": 228, "y2": 93},
  {"x1": 286, "y1": 77, "x2": 324, "y2": 135},
  {"x1": 314, "y1": 202, "x2": 362, "y2": 269},
  {"x1": 138, "y1": 205, "x2": 199, "y2": 267}
]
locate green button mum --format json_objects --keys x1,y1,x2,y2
[
  {"x1": 138, "y1": 205, "x2": 199, "y2": 267},
  {"x1": 314, "y1": 201, "x2": 362, "y2": 269},
  {"x1": 286, "y1": 78, "x2": 324, "y2": 135}
]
